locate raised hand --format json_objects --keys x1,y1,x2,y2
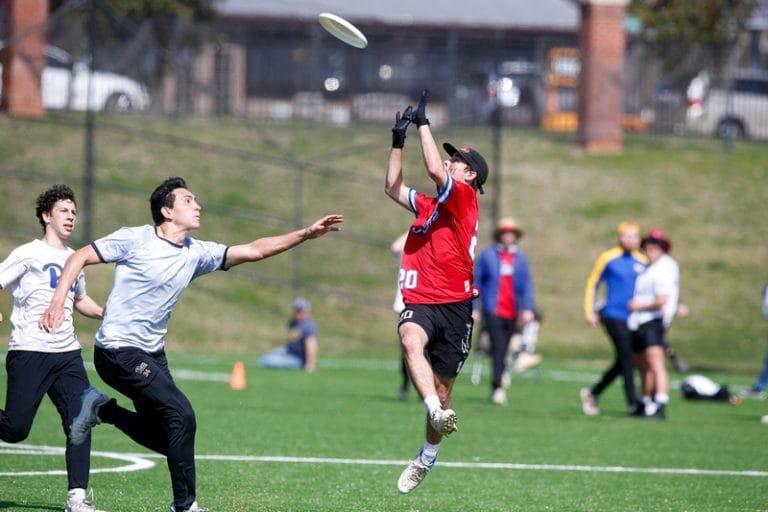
[
  {"x1": 392, "y1": 105, "x2": 413, "y2": 149},
  {"x1": 411, "y1": 89, "x2": 430, "y2": 127}
]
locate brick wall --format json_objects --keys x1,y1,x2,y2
[
  {"x1": 576, "y1": 0, "x2": 628, "y2": 152},
  {"x1": 0, "y1": 0, "x2": 48, "y2": 118}
]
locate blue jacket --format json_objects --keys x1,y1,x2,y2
[
  {"x1": 583, "y1": 247, "x2": 646, "y2": 321},
  {"x1": 474, "y1": 244, "x2": 535, "y2": 317}
]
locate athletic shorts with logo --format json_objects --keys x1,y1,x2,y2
[{"x1": 398, "y1": 301, "x2": 473, "y2": 378}]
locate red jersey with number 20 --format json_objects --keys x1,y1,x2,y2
[{"x1": 399, "y1": 174, "x2": 479, "y2": 304}]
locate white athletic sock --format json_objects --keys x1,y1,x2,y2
[
  {"x1": 642, "y1": 396, "x2": 657, "y2": 415},
  {"x1": 67, "y1": 488, "x2": 86, "y2": 502},
  {"x1": 424, "y1": 395, "x2": 442, "y2": 415},
  {"x1": 419, "y1": 441, "x2": 440, "y2": 466},
  {"x1": 655, "y1": 393, "x2": 669, "y2": 405}
]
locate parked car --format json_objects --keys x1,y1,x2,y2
[
  {"x1": 685, "y1": 69, "x2": 768, "y2": 140},
  {"x1": 0, "y1": 45, "x2": 149, "y2": 112}
]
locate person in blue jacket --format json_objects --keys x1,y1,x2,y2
[{"x1": 474, "y1": 218, "x2": 536, "y2": 405}]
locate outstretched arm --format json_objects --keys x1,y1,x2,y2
[
  {"x1": 385, "y1": 106, "x2": 413, "y2": 210},
  {"x1": 385, "y1": 147, "x2": 411, "y2": 209},
  {"x1": 224, "y1": 214, "x2": 343, "y2": 269},
  {"x1": 417, "y1": 124, "x2": 448, "y2": 189},
  {"x1": 411, "y1": 90, "x2": 448, "y2": 189},
  {"x1": 39, "y1": 244, "x2": 101, "y2": 333}
]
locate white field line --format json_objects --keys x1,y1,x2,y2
[
  {"x1": 0, "y1": 442, "x2": 155, "y2": 476},
  {"x1": 1, "y1": 443, "x2": 766, "y2": 478},
  {"x1": 0, "y1": 355, "x2": 681, "y2": 387}
]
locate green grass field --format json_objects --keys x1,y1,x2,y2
[
  {"x1": 1, "y1": 354, "x2": 766, "y2": 511},
  {"x1": 1, "y1": 113, "x2": 768, "y2": 373},
  {"x1": 1, "y1": 113, "x2": 768, "y2": 510},
  {"x1": 1, "y1": 114, "x2": 768, "y2": 370}
]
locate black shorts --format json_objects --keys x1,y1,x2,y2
[
  {"x1": 398, "y1": 301, "x2": 474, "y2": 378},
  {"x1": 631, "y1": 318, "x2": 665, "y2": 353}
]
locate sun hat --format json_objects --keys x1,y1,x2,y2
[{"x1": 494, "y1": 217, "x2": 524, "y2": 239}]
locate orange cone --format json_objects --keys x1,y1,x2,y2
[{"x1": 229, "y1": 361, "x2": 246, "y2": 391}]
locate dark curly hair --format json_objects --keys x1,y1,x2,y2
[
  {"x1": 35, "y1": 185, "x2": 76, "y2": 233},
  {"x1": 150, "y1": 177, "x2": 188, "y2": 225}
]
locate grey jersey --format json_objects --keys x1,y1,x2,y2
[{"x1": 93, "y1": 225, "x2": 227, "y2": 352}]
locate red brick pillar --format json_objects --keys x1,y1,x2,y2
[
  {"x1": 575, "y1": 0, "x2": 628, "y2": 152},
  {"x1": 0, "y1": 0, "x2": 49, "y2": 118}
]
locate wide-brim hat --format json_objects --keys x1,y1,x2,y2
[
  {"x1": 495, "y1": 217, "x2": 523, "y2": 238},
  {"x1": 641, "y1": 228, "x2": 672, "y2": 253},
  {"x1": 443, "y1": 143, "x2": 489, "y2": 194}
]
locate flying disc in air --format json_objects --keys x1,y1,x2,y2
[{"x1": 318, "y1": 12, "x2": 368, "y2": 49}]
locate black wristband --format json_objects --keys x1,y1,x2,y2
[{"x1": 392, "y1": 130, "x2": 406, "y2": 149}]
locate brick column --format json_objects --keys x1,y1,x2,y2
[
  {"x1": 575, "y1": 0, "x2": 629, "y2": 152},
  {"x1": 0, "y1": 0, "x2": 49, "y2": 118}
]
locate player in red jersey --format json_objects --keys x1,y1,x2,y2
[{"x1": 386, "y1": 89, "x2": 488, "y2": 494}]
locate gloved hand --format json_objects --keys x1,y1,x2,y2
[
  {"x1": 411, "y1": 89, "x2": 430, "y2": 127},
  {"x1": 391, "y1": 105, "x2": 413, "y2": 149}
]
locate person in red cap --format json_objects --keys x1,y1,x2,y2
[
  {"x1": 628, "y1": 228, "x2": 680, "y2": 419},
  {"x1": 386, "y1": 89, "x2": 488, "y2": 494}
]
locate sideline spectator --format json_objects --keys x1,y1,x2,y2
[
  {"x1": 257, "y1": 298, "x2": 319, "y2": 372},
  {"x1": 509, "y1": 308, "x2": 543, "y2": 373},
  {"x1": 474, "y1": 217, "x2": 536, "y2": 405}
]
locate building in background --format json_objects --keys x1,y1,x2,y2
[{"x1": 161, "y1": 0, "x2": 579, "y2": 124}]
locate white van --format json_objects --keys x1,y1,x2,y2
[
  {"x1": 0, "y1": 45, "x2": 149, "y2": 112},
  {"x1": 686, "y1": 69, "x2": 768, "y2": 140}
]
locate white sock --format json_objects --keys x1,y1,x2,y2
[
  {"x1": 419, "y1": 441, "x2": 440, "y2": 465},
  {"x1": 655, "y1": 393, "x2": 669, "y2": 405},
  {"x1": 423, "y1": 395, "x2": 442, "y2": 415},
  {"x1": 68, "y1": 488, "x2": 85, "y2": 502},
  {"x1": 642, "y1": 396, "x2": 657, "y2": 415}
]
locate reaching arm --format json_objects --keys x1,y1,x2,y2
[
  {"x1": 39, "y1": 244, "x2": 101, "y2": 333},
  {"x1": 224, "y1": 214, "x2": 343, "y2": 269},
  {"x1": 412, "y1": 90, "x2": 448, "y2": 190},
  {"x1": 385, "y1": 147, "x2": 411, "y2": 209},
  {"x1": 385, "y1": 106, "x2": 413, "y2": 210},
  {"x1": 418, "y1": 124, "x2": 447, "y2": 189}
]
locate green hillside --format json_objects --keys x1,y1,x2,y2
[{"x1": 1, "y1": 112, "x2": 766, "y2": 373}]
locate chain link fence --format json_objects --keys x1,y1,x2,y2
[{"x1": 1, "y1": 4, "x2": 766, "y2": 138}]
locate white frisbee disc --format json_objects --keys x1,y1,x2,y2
[{"x1": 318, "y1": 12, "x2": 368, "y2": 49}]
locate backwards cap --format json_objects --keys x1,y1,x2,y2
[{"x1": 443, "y1": 143, "x2": 489, "y2": 194}]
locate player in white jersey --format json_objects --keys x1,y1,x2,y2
[
  {"x1": 39, "y1": 177, "x2": 343, "y2": 512},
  {"x1": 0, "y1": 185, "x2": 105, "y2": 512},
  {"x1": 628, "y1": 229, "x2": 680, "y2": 419}
]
